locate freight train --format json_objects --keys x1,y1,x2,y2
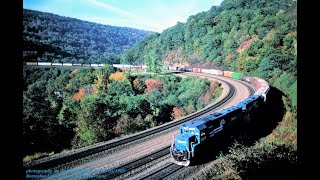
[
  {"x1": 24, "y1": 62, "x2": 143, "y2": 69},
  {"x1": 24, "y1": 62, "x2": 269, "y2": 98},
  {"x1": 169, "y1": 67, "x2": 269, "y2": 166},
  {"x1": 24, "y1": 62, "x2": 270, "y2": 166},
  {"x1": 24, "y1": 62, "x2": 269, "y2": 166},
  {"x1": 24, "y1": 62, "x2": 269, "y2": 100}
]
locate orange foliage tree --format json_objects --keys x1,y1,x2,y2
[{"x1": 72, "y1": 88, "x2": 85, "y2": 101}]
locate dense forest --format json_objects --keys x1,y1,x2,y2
[
  {"x1": 23, "y1": 66, "x2": 222, "y2": 160},
  {"x1": 121, "y1": 0, "x2": 297, "y2": 138},
  {"x1": 23, "y1": 9, "x2": 153, "y2": 64},
  {"x1": 120, "y1": 0, "x2": 297, "y2": 177}
]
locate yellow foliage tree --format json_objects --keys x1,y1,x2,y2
[
  {"x1": 109, "y1": 71, "x2": 126, "y2": 81},
  {"x1": 94, "y1": 71, "x2": 106, "y2": 93}
]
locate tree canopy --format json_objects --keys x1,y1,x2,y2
[{"x1": 23, "y1": 9, "x2": 154, "y2": 64}]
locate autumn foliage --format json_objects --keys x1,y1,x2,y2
[
  {"x1": 145, "y1": 79, "x2": 163, "y2": 94},
  {"x1": 133, "y1": 78, "x2": 144, "y2": 93},
  {"x1": 109, "y1": 71, "x2": 126, "y2": 81},
  {"x1": 172, "y1": 107, "x2": 185, "y2": 119},
  {"x1": 72, "y1": 88, "x2": 85, "y2": 101},
  {"x1": 72, "y1": 85, "x2": 98, "y2": 101},
  {"x1": 236, "y1": 35, "x2": 258, "y2": 53},
  {"x1": 168, "y1": 51, "x2": 175, "y2": 61},
  {"x1": 203, "y1": 91, "x2": 212, "y2": 104},
  {"x1": 226, "y1": 53, "x2": 234, "y2": 64},
  {"x1": 210, "y1": 81, "x2": 220, "y2": 92}
]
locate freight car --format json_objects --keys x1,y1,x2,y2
[
  {"x1": 25, "y1": 62, "x2": 37, "y2": 65},
  {"x1": 170, "y1": 94, "x2": 264, "y2": 166},
  {"x1": 201, "y1": 69, "x2": 223, "y2": 76},
  {"x1": 223, "y1": 71, "x2": 233, "y2": 78},
  {"x1": 38, "y1": 62, "x2": 52, "y2": 66},
  {"x1": 161, "y1": 66, "x2": 169, "y2": 70},
  {"x1": 52, "y1": 63, "x2": 62, "y2": 66},
  {"x1": 192, "y1": 68, "x2": 201, "y2": 73},
  {"x1": 185, "y1": 67, "x2": 193, "y2": 72}
]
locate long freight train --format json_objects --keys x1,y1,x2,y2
[
  {"x1": 168, "y1": 67, "x2": 269, "y2": 166},
  {"x1": 24, "y1": 62, "x2": 143, "y2": 68},
  {"x1": 169, "y1": 94, "x2": 266, "y2": 166},
  {"x1": 24, "y1": 62, "x2": 269, "y2": 166}
]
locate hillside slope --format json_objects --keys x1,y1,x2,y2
[
  {"x1": 121, "y1": 1, "x2": 297, "y2": 177},
  {"x1": 122, "y1": 0, "x2": 297, "y2": 110},
  {"x1": 23, "y1": 9, "x2": 153, "y2": 64}
]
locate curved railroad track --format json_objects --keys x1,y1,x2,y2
[
  {"x1": 83, "y1": 72, "x2": 255, "y2": 180},
  {"x1": 24, "y1": 72, "x2": 254, "y2": 180}
]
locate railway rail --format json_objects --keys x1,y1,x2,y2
[
  {"x1": 24, "y1": 74, "x2": 235, "y2": 170},
  {"x1": 24, "y1": 71, "x2": 255, "y2": 180},
  {"x1": 82, "y1": 73, "x2": 255, "y2": 180}
]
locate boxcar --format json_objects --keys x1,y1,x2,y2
[
  {"x1": 193, "y1": 68, "x2": 201, "y2": 73},
  {"x1": 26, "y1": 62, "x2": 38, "y2": 65},
  {"x1": 232, "y1": 72, "x2": 243, "y2": 80},
  {"x1": 38, "y1": 62, "x2": 51, "y2": 66},
  {"x1": 223, "y1": 71, "x2": 233, "y2": 78},
  {"x1": 162, "y1": 66, "x2": 169, "y2": 70}
]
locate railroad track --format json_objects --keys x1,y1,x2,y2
[
  {"x1": 24, "y1": 74, "x2": 235, "y2": 170},
  {"x1": 91, "y1": 149, "x2": 182, "y2": 180},
  {"x1": 140, "y1": 162, "x2": 184, "y2": 180},
  {"x1": 24, "y1": 72, "x2": 255, "y2": 180},
  {"x1": 82, "y1": 73, "x2": 255, "y2": 180},
  {"x1": 192, "y1": 73, "x2": 255, "y2": 97},
  {"x1": 85, "y1": 146, "x2": 171, "y2": 180}
]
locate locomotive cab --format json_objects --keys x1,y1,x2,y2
[
  {"x1": 170, "y1": 134, "x2": 192, "y2": 166},
  {"x1": 170, "y1": 124, "x2": 201, "y2": 166}
]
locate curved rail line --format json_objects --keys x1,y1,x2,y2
[
  {"x1": 196, "y1": 73, "x2": 255, "y2": 96},
  {"x1": 83, "y1": 73, "x2": 256, "y2": 180},
  {"x1": 24, "y1": 75, "x2": 236, "y2": 171}
]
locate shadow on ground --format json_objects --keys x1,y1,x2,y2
[{"x1": 189, "y1": 87, "x2": 296, "y2": 179}]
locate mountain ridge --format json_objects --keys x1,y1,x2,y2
[{"x1": 23, "y1": 9, "x2": 154, "y2": 64}]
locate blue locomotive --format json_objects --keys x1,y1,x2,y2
[{"x1": 170, "y1": 95, "x2": 264, "y2": 166}]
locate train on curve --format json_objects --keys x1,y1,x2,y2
[
  {"x1": 23, "y1": 62, "x2": 143, "y2": 68},
  {"x1": 24, "y1": 61, "x2": 269, "y2": 103},
  {"x1": 24, "y1": 62, "x2": 269, "y2": 166},
  {"x1": 167, "y1": 67, "x2": 270, "y2": 166}
]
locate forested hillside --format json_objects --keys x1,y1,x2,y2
[
  {"x1": 121, "y1": 0, "x2": 297, "y2": 178},
  {"x1": 122, "y1": 0, "x2": 296, "y2": 107},
  {"x1": 23, "y1": 9, "x2": 153, "y2": 64}
]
